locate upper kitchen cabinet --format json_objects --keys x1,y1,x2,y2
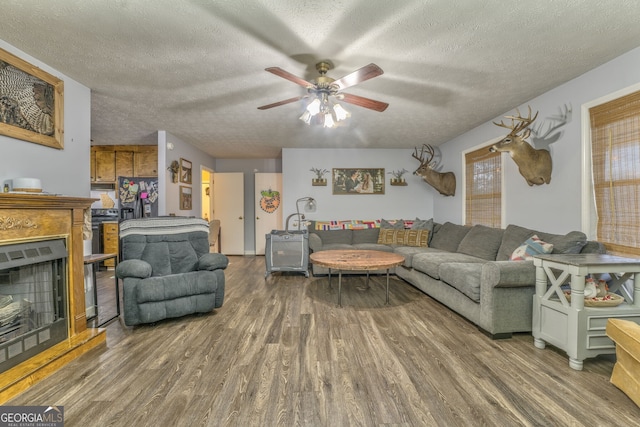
[
  {"x1": 94, "y1": 150, "x2": 116, "y2": 183},
  {"x1": 91, "y1": 145, "x2": 158, "y2": 184},
  {"x1": 133, "y1": 146, "x2": 158, "y2": 177}
]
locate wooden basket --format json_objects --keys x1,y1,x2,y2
[{"x1": 564, "y1": 291, "x2": 625, "y2": 307}]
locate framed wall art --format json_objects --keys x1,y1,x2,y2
[
  {"x1": 179, "y1": 185, "x2": 192, "y2": 210},
  {"x1": 332, "y1": 168, "x2": 385, "y2": 195},
  {"x1": 0, "y1": 47, "x2": 64, "y2": 149},
  {"x1": 180, "y1": 158, "x2": 192, "y2": 184}
]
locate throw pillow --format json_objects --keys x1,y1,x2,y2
[
  {"x1": 404, "y1": 229, "x2": 429, "y2": 247},
  {"x1": 510, "y1": 235, "x2": 554, "y2": 261},
  {"x1": 377, "y1": 229, "x2": 429, "y2": 247},
  {"x1": 411, "y1": 217, "x2": 435, "y2": 244},
  {"x1": 377, "y1": 229, "x2": 404, "y2": 245},
  {"x1": 380, "y1": 218, "x2": 405, "y2": 229}
]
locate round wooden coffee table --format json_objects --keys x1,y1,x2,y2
[{"x1": 309, "y1": 249, "x2": 405, "y2": 306}]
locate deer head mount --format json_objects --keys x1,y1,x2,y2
[
  {"x1": 490, "y1": 106, "x2": 552, "y2": 186},
  {"x1": 412, "y1": 144, "x2": 456, "y2": 196}
]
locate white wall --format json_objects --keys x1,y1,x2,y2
[
  {"x1": 0, "y1": 40, "x2": 91, "y2": 197},
  {"x1": 159, "y1": 131, "x2": 216, "y2": 217},
  {"x1": 282, "y1": 148, "x2": 435, "y2": 223},
  {"x1": 435, "y1": 46, "x2": 640, "y2": 237}
]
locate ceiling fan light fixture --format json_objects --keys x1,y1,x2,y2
[
  {"x1": 306, "y1": 98, "x2": 322, "y2": 115},
  {"x1": 323, "y1": 112, "x2": 336, "y2": 128},
  {"x1": 299, "y1": 110, "x2": 313, "y2": 124},
  {"x1": 333, "y1": 103, "x2": 350, "y2": 121}
]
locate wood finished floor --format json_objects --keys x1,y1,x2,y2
[{"x1": 7, "y1": 256, "x2": 640, "y2": 426}]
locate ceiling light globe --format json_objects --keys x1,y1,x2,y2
[{"x1": 333, "y1": 103, "x2": 350, "y2": 121}]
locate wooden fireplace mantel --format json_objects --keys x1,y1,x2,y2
[{"x1": 0, "y1": 193, "x2": 107, "y2": 403}]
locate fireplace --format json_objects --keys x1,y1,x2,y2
[
  {"x1": 0, "y1": 193, "x2": 106, "y2": 403},
  {"x1": 0, "y1": 239, "x2": 68, "y2": 372}
]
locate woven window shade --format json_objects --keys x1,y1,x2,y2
[
  {"x1": 590, "y1": 90, "x2": 640, "y2": 256},
  {"x1": 465, "y1": 146, "x2": 501, "y2": 227}
]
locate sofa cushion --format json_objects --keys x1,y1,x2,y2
[
  {"x1": 352, "y1": 228, "x2": 381, "y2": 244},
  {"x1": 394, "y1": 246, "x2": 443, "y2": 268},
  {"x1": 352, "y1": 243, "x2": 395, "y2": 252},
  {"x1": 321, "y1": 243, "x2": 355, "y2": 251},
  {"x1": 136, "y1": 271, "x2": 218, "y2": 303},
  {"x1": 412, "y1": 252, "x2": 484, "y2": 280},
  {"x1": 581, "y1": 240, "x2": 606, "y2": 254},
  {"x1": 509, "y1": 235, "x2": 554, "y2": 261},
  {"x1": 314, "y1": 229, "x2": 353, "y2": 245},
  {"x1": 439, "y1": 262, "x2": 484, "y2": 302},
  {"x1": 457, "y1": 225, "x2": 505, "y2": 261},
  {"x1": 496, "y1": 224, "x2": 588, "y2": 261},
  {"x1": 430, "y1": 222, "x2": 472, "y2": 252},
  {"x1": 539, "y1": 230, "x2": 588, "y2": 254}
]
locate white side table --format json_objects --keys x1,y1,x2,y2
[{"x1": 532, "y1": 254, "x2": 640, "y2": 370}]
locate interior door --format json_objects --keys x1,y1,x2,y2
[
  {"x1": 213, "y1": 172, "x2": 244, "y2": 255},
  {"x1": 254, "y1": 173, "x2": 283, "y2": 255}
]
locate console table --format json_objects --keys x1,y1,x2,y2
[
  {"x1": 84, "y1": 253, "x2": 120, "y2": 327},
  {"x1": 532, "y1": 254, "x2": 640, "y2": 370}
]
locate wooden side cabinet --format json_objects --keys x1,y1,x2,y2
[{"x1": 102, "y1": 221, "x2": 119, "y2": 268}]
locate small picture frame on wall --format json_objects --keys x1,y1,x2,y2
[
  {"x1": 179, "y1": 185, "x2": 192, "y2": 210},
  {"x1": 332, "y1": 168, "x2": 385, "y2": 195},
  {"x1": 180, "y1": 158, "x2": 192, "y2": 184}
]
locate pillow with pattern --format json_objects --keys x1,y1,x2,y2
[
  {"x1": 510, "y1": 235, "x2": 554, "y2": 261},
  {"x1": 377, "y1": 229, "x2": 429, "y2": 247}
]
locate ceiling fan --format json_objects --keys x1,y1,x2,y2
[{"x1": 257, "y1": 61, "x2": 389, "y2": 124}]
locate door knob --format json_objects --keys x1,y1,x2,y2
[
  {"x1": 256, "y1": 216, "x2": 260, "y2": 220},
  {"x1": 238, "y1": 216, "x2": 243, "y2": 220}
]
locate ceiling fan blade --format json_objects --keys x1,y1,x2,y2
[
  {"x1": 265, "y1": 67, "x2": 314, "y2": 88},
  {"x1": 257, "y1": 96, "x2": 305, "y2": 110},
  {"x1": 332, "y1": 63, "x2": 384, "y2": 91},
  {"x1": 340, "y1": 93, "x2": 389, "y2": 112}
]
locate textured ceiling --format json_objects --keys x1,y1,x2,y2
[{"x1": 2, "y1": 0, "x2": 640, "y2": 158}]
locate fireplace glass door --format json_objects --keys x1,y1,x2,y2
[{"x1": 0, "y1": 239, "x2": 68, "y2": 372}]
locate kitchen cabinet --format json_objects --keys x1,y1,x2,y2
[
  {"x1": 134, "y1": 148, "x2": 158, "y2": 176},
  {"x1": 91, "y1": 145, "x2": 158, "y2": 184},
  {"x1": 116, "y1": 151, "x2": 134, "y2": 177},
  {"x1": 94, "y1": 151, "x2": 116, "y2": 182}
]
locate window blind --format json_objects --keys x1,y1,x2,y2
[
  {"x1": 589, "y1": 90, "x2": 640, "y2": 256},
  {"x1": 465, "y1": 146, "x2": 501, "y2": 227}
]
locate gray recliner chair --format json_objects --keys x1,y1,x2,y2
[{"x1": 116, "y1": 217, "x2": 228, "y2": 326}]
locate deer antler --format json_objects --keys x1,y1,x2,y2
[
  {"x1": 412, "y1": 144, "x2": 435, "y2": 167},
  {"x1": 493, "y1": 105, "x2": 539, "y2": 137}
]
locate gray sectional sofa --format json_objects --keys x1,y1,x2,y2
[{"x1": 308, "y1": 220, "x2": 604, "y2": 338}]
